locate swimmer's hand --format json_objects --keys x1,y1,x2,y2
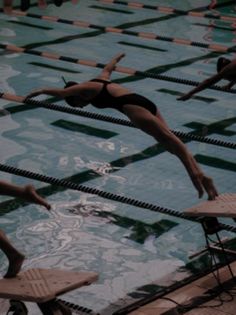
[
  {"x1": 115, "y1": 52, "x2": 126, "y2": 62},
  {"x1": 23, "y1": 184, "x2": 51, "y2": 211},
  {"x1": 24, "y1": 89, "x2": 45, "y2": 101},
  {"x1": 177, "y1": 93, "x2": 192, "y2": 101}
]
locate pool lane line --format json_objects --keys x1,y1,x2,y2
[
  {"x1": 1, "y1": 92, "x2": 235, "y2": 150},
  {"x1": 2, "y1": 11, "x2": 236, "y2": 52},
  {"x1": 0, "y1": 162, "x2": 236, "y2": 233},
  {"x1": 96, "y1": 0, "x2": 236, "y2": 24},
  {"x1": 1, "y1": 43, "x2": 236, "y2": 94}
]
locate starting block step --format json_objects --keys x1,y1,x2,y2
[
  {"x1": 184, "y1": 193, "x2": 236, "y2": 218},
  {"x1": 0, "y1": 268, "x2": 98, "y2": 303}
]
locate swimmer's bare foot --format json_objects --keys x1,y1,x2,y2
[
  {"x1": 24, "y1": 185, "x2": 51, "y2": 210},
  {"x1": 202, "y1": 176, "x2": 219, "y2": 200},
  {"x1": 4, "y1": 252, "x2": 25, "y2": 278},
  {"x1": 71, "y1": 0, "x2": 79, "y2": 4},
  {"x1": 38, "y1": 0, "x2": 47, "y2": 9}
]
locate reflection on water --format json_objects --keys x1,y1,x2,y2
[
  {"x1": 0, "y1": 64, "x2": 20, "y2": 93},
  {"x1": 0, "y1": 27, "x2": 15, "y2": 37}
]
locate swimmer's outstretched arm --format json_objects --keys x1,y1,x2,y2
[
  {"x1": 127, "y1": 109, "x2": 218, "y2": 200},
  {"x1": 177, "y1": 72, "x2": 223, "y2": 101},
  {"x1": 96, "y1": 53, "x2": 126, "y2": 80},
  {"x1": 25, "y1": 87, "x2": 66, "y2": 99},
  {"x1": 25, "y1": 82, "x2": 88, "y2": 100},
  {"x1": 178, "y1": 60, "x2": 236, "y2": 101}
]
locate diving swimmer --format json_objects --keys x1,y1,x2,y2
[{"x1": 26, "y1": 53, "x2": 218, "y2": 201}]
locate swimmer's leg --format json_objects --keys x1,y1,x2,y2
[
  {"x1": 0, "y1": 229, "x2": 25, "y2": 278},
  {"x1": 123, "y1": 105, "x2": 218, "y2": 200}
]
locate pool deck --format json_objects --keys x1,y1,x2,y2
[{"x1": 129, "y1": 260, "x2": 236, "y2": 315}]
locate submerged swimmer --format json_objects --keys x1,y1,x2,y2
[
  {"x1": 2, "y1": 0, "x2": 45, "y2": 13},
  {"x1": 0, "y1": 181, "x2": 50, "y2": 278},
  {"x1": 2, "y1": 0, "x2": 73, "y2": 13},
  {"x1": 26, "y1": 53, "x2": 218, "y2": 200},
  {"x1": 178, "y1": 57, "x2": 236, "y2": 101},
  {"x1": 21, "y1": 0, "x2": 63, "y2": 11}
]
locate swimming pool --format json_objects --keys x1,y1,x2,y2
[{"x1": 0, "y1": 0, "x2": 236, "y2": 314}]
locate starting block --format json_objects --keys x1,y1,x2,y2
[
  {"x1": 184, "y1": 193, "x2": 236, "y2": 218},
  {"x1": 185, "y1": 193, "x2": 236, "y2": 258},
  {"x1": 0, "y1": 268, "x2": 98, "y2": 315}
]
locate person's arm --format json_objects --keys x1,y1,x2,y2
[
  {"x1": 25, "y1": 82, "x2": 89, "y2": 100},
  {"x1": 25, "y1": 87, "x2": 66, "y2": 99},
  {"x1": 0, "y1": 180, "x2": 51, "y2": 210},
  {"x1": 96, "y1": 53, "x2": 126, "y2": 80},
  {"x1": 178, "y1": 61, "x2": 236, "y2": 101},
  {"x1": 177, "y1": 72, "x2": 223, "y2": 101}
]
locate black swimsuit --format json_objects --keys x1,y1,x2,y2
[{"x1": 89, "y1": 79, "x2": 157, "y2": 115}]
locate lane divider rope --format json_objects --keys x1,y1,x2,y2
[
  {"x1": 0, "y1": 163, "x2": 235, "y2": 233},
  {"x1": 1, "y1": 43, "x2": 236, "y2": 94},
  {"x1": 96, "y1": 0, "x2": 236, "y2": 24},
  {"x1": 56, "y1": 299, "x2": 100, "y2": 315},
  {"x1": 1, "y1": 10, "x2": 236, "y2": 53},
  {"x1": 1, "y1": 92, "x2": 235, "y2": 149}
]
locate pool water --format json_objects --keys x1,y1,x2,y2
[{"x1": 0, "y1": 0, "x2": 236, "y2": 314}]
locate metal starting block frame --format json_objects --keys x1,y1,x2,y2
[
  {"x1": 184, "y1": 193, "x2": 236, "y2": 259},
  {"x1": 0, "y1": 268, "x2": 98, "y2": 315}
]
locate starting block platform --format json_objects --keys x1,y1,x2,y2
[
  {"x1": 184, "y1": 193, "x2": 236, "y2": 218},
  {"x1": 0, "y1": 268, "x2": 98, "y2": 315}
]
